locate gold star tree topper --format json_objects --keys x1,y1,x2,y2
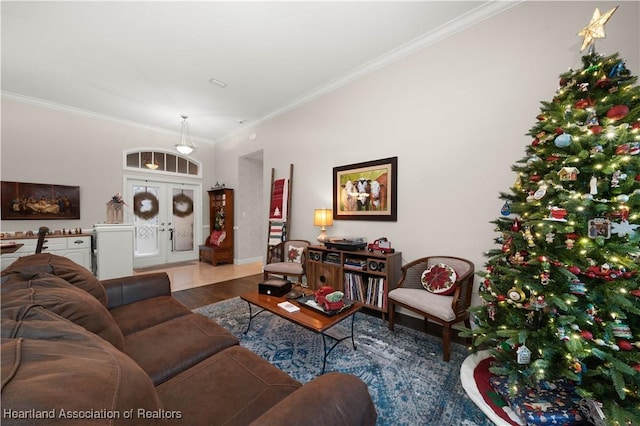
[{"x1": 577, "y1": 6, "x2": 619, "y2": 52}]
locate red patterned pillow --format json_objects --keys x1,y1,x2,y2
[
  {"x1": 209, "y1": 230, "x2": 226, "y2": 246},
  {"x1": 421, "y1": 263, "x2": 458, "y2": 295},
  {"x1": 287, "y1": 246, "x2": 304, "y2": 263}
]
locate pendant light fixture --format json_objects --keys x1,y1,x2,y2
[{"x1": 175, "y1": 115, "x2": 197, "y2": 155}]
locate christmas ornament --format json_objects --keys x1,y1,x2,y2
[
  {"x1": 612, "y1": 322, "x2": 632, "y2": 339},
  {"x1": 558, "y1": 167, "x2": 579, "y2": 181},
  {"x1": 617, "y1": 340, "x2": 633, "y2": 351},
  {"x1": 608, "y1": 61, "x2": 628, "y2": 78},
  {"x1": 565, "y1": 237, "x2": 576, "y2": 249},
  {"x1": 500, "y1": 201, "x2": 511, "y2": 216},
  {"x1": 606, "y1": 104, "x2": 629, "y2": 120},
  {"x1": 577, "y1": 6, "x2": 619, "y2": 52},
  {"x1": 507, "y1": 287, "x2": 526, "y2": 302},
  {"x1": 611, "y1": 220, "x2": 639, "y2": 238},
  {"x1": 523, "y1": 227, "x2": 535, "y2": 247},
  {"x1": 508, "y1": 251, "x2": 528, "y2": 266},
  {"x1": 554, "y1": 133, "x2": 572, "y2": 148},
  {"x1": 611, "y1": 170, "x2": 625, "y2": 187},
  {"x1": 574, "y1": 98, "x2": 594, "y2": 109},
  {"x1": 588, "y1": 218, "x2": 610, "y2": 238},
  {"x1": 569, "y1": 280, "x2": 586, "y2": 295},
  {"x1": 589, "y1": 176, "x2": 598, "y2": 195},
  {"x1": 533, "y1": 185, "x2": 547, "y2": 200},
  {"x1": 546, "y1": 206, "x2": 568, "y2": 221},
  {"x1": 517, "y1": 344, "x2": 532, "y2": 364}
]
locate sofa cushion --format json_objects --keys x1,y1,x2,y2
[
  {"x1": 125, "y1": 313, "x2": 239, "y2": 385},
  {"x1": 2, "y1": 253, "x2": 108, "y2": 306},
  {"x1": 157, "y1": 345, "x2": 301, "y2": 426},
  {"x1": 1, "y1": 274, "x2": 125, "y2": 351},
  {"x1": 1, "y1": 310, "x2": 165, "y2": 425},
  {"x1": 109, "y1": 295, "x2": 192, "y2": 336}
]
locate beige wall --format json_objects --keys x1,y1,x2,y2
[
  {"x1": 0, "y1": 100, "x2": 217, "y2": 235},
  {"x1": 2, "y1": 2, "x2": 638, "y2": 284},
  {"x1": 211, "y1": 1, "x2": 640, "y2": 276}
]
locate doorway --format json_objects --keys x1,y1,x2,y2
[
  {"x1": 126, "y1": 178, "x2": 201, "y2": 268},
  {"x1": 236, "y1": 151, "x2": 264, "y2": 263}
]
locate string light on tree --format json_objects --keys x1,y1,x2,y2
[{"x1": 464, "y1": 5, "x2": 640, "y2": 425}]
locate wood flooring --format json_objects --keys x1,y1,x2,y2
[{"x1": 172, "y1": 274, "x2": 468, "y2": 346}]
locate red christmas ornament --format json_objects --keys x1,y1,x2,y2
[
  {"x1": 618, "y1": 340, "x2": 633, "y2": 351},
  {"x1": 532, "y1": 138, "x2": 541, "y2": 146},
  {"x1": 581, "y1": 330, "x2": 594, "y2": 340},
  {"x1": 546, "y1": 154, "x2": 561, "y2": 162},
  {"x1": 590, "y1": 125, "x2": 602, "y2": 135},
  {"x1": 497, "y1": 294, "x2": 506, "y2": 302},
  {"x1": 569, "y1": 266, "x2": 582, "y2": 275},
  {"x1": 511, "y1": 218, "x2": 521, "y2": 232},
  {"x1": 529, "y1": 174, "x2": 542, "y2": 182},
  {"x1": 574, "y1": 98, "x2": 594, "y2": 109},
  {"x1": 606, "y1": 105, "x2": 629, "y2": 120},
  {"x1": 632, "y1": 289, "x2": 640, "y2": 297},
  {"x1": 555, "y1": 127, "x2": 564, "y2": 135},
  {"x1": 595, "y1": 78, "x2": 614, "y2": 90},
  {"x1": 634, "y1": 364, "x2": 640, "y2": 373},
  {"x1": 635, "y1": 174, "x2": 640, "y2": 182},
  {"x1": 632, "y1": 122, "x2": 640, "y2": 130}
]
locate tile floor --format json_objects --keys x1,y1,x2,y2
[{"x1": 134, "y1": 260, "x2": 264, "y2": 292}]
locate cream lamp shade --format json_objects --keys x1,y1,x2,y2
[{"x1": 313, "y1": 208, "x2": 333, "y2": 243}]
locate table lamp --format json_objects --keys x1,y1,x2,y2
[{"x1": 313, "y1": 208, "x2": 333, "y2": 243}]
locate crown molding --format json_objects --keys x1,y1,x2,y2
[
  {"x1": 216, "y1": 0, "x2": 523, "y2": 144},
  {"x1": 1, "y1": 91, "x2": 215, "y2": 145}
]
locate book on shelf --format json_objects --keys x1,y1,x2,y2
[{"x1": 343, "y1": 272, "x2": 386, "y2": 309}]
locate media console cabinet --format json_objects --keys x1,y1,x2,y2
[{"x1": 306, "y1": 245, "x2": 401, "y2": 316}]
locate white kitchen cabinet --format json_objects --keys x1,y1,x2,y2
[
  {"x1": 93, "y1": 223, "x2": 134, "y2": 280},
  {"x1": 1, "y1": 234, "x2": 92, "y2": 271}
]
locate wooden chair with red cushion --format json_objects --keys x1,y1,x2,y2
[
  {"x1": 263, "y1": 240, "x2": 311, "y2": 283},
  {"x1": 388, "y1": 256, "x2": 474, "y2": 361}
]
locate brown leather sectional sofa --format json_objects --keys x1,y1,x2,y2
[{"x1": 1, "y1": 254, "x2": 377, "y2": 425}]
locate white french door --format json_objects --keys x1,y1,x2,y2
[{"x1": 126, "y1": 178, "x2": 201, "y2": 268}]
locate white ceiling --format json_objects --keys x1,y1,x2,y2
[{"x1": 1, "y1": 1, "x2": 517, "y2": 144}]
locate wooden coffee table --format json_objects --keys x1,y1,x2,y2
[{"x1": 240, "y1": 290, "x2": 362, "y2": 374}]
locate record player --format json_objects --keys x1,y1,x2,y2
[{"x1": 324, "y1": 237, "x2": 367, "y2": 251}]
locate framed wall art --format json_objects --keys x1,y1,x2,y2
[
  {"x1": 333, "y1": 156, "x2": 397, "y2": 221},
  {"x1": 1, "y1": 181, "x2": 80, "y2": 220}
]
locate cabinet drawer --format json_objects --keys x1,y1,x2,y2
[{"x1": 66, "y1": 236, "x2": 91, "y2": 249}]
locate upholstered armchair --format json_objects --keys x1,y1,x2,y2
[
  {"x1": 388, "y1": 256, "x2": 475, "y2": 362},
  {"x1": 263, "y1": 240, "x2": 311, "y2": 283}
]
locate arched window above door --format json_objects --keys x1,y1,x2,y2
[{"x1": 124, "y1": 149, "x2": 201, "y2": 178}]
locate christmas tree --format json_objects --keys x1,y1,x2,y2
[{"x1": 468, "y1": 7, "x2": 640, "y2": 424}]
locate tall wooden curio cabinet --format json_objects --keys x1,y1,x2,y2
[{"x1": 199, "y1": 188, "x2": 234, "y2": 266}]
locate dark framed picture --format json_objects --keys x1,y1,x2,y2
[
  {"x1": 333, "y1": 156, "x2": 397, "y2": 221},
  {"x1": 1, "y1": 181, "x2": 80, "y2": 220}
]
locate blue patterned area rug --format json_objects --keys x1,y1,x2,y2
[{"x1": 194, "y1": 297, "x2": 491, "y2": 426}]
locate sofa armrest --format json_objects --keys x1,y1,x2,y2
[
  {"x1": 250, "y1": 372, "x2": 377, "y2": 426},
  {"x1": 102, "y1": 272, "x2": 171, "y2": 309}
]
